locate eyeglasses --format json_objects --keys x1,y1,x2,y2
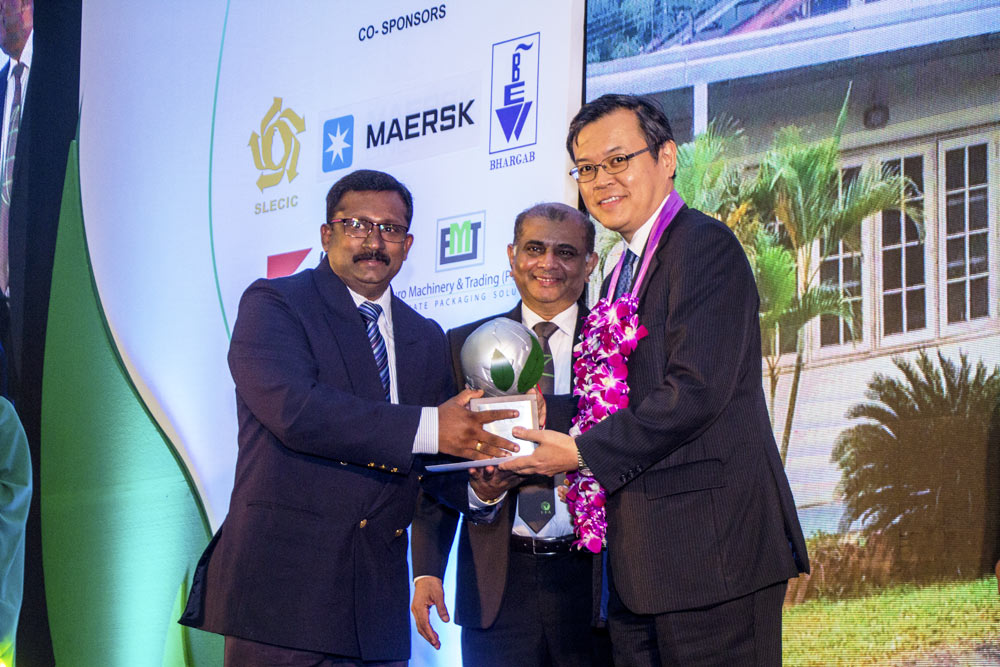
[
  {"x1": 569, "y1": 146, "x2": 651, "y2": 183},
  {"x1": 330, "y1": 217, "x2": 410, "y2": 243}
]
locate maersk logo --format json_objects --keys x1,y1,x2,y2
[
  {"x1": 489, "y1": 32, "x2": 539, "y2": 154},
  {"x1": 323, "y1": 115, "x2": 353, "y2": 172},
  {"x1": 366, "y1": 101, "x2": 474, "y2": 148},
  {"x1": 437, "y1": 211, "x2": 485, "y2": 270}
]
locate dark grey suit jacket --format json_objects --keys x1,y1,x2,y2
[
  {"x1": 410, "y1": 302, "x2": 601, "y2": 629},
  {"x1": 576, "y1": 205, "x2": 809, "y2": 615}
]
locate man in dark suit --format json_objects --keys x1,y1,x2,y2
[
  {"x1": 180, "y1": 169, "x2": 521, "y2": 666},
  {"x1": 410, "y1": 202, "x2": 612, "y2": 667},
  {"x1": 503, "y1": 95, "x2": 810, "y2": 666}
]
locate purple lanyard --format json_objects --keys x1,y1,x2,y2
[{"x1": 607, "y1": 189, "x2": 685, "y2": 299}]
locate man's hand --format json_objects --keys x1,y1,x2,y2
[
  {"x1": 469, "y1": 465, "x2": 521, "y2": 502},
  {"x1": 411, "y1": 576, "x2": 450, "y2": 650},
  {"x1": 438, "y1": 389, "x2": 521, "y2": 460},
  {"x1": 499, "y1": 428, "x2": 579, "y2": 476},
  {"x1": 527, "y1": 386, "x2": 547, "y2": 428}
]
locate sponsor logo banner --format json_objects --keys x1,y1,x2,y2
[
  {"x1": 319, "y1": 72, "x2": 480, "y2": 177},
  {"x1": 490, "y1": 32, "x2": 539, "y2": 154},
  {"x1": 436, "y1": 210, "x2": 485, "y2": 271},
  {"x1": 322, "y1": 115, "x2": 355, "y2": 172}
]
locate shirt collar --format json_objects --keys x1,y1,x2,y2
[
  {"x1": 347, "y1": 286, "x2": 394, "y2": 330},
  {"x1": 519, "y1": 302, "x2": 578, "y2": 337},
  {"x1": 626, "y1": 191, "x2": 671, "y2": 258}
]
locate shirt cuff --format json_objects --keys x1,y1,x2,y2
[
  {"x1": 468, "y1": 484, "x2": 506, "y2": 508},
  {"x1": 412, "y1": 407, "x2": 439, "y2": 455},
  {"x1": 467, "y1": 483, "x2": 505, "y2": 523}
]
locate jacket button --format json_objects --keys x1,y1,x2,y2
[
  {"x1": 394, "y1": 528, "x2": 404, "y2": 537},
  {"x1": 368, "y1": 462, "x2": 375, "y2": 468},
  {"x1": 359, "y1": 519, "x2": 368, "y2": 528},
  {"x1": 390, "y1": 467, "x2": 398, "y2": 473}
]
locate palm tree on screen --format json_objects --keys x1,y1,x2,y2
[
  {"x1": 752, "y1": 87, "x2": 917, "y2": 464},
  {"x1": 832, "y1": 350, "x2": 1000, "y2": 579}
]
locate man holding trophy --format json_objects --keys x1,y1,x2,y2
[
  {"x1": 410, "y1": 203, "x2": 612, "y2": 667},
  {"x1": 502, "y1": 96, "x2": 810, "y2": 666}
]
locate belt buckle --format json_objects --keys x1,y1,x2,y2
[{"x1": 533, "y1": 536, "x2": 568, "y2": 556}]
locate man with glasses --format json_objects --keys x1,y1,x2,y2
[
  {"x1": 181, "y1": 169, "x2": 520, "y2": 666},
  {"x1": 409, "y1": 202, "x2": 613, "y2": 667},
  {"x1": 503, "y1": 95, "x2": 809, "y2": 666}
]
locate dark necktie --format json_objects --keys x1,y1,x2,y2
[
  {"x1": 358, "y1": 301, "x2": 390, "y2": 402},
  {"x1": 0, "y1": 63, "x2": 26, "y2": 295},
  {"x1": 517, "y1": 321, "x2": 559, "y2": 533},
  {"x1": 612, "y1": 248, "x2": 638, "y2": 301}
]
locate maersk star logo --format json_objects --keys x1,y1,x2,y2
[{"x1": 323, "y1": 115, "x2": 354, "y2": 172}]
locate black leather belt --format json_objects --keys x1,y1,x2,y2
[{"x1": 510, "y1": 534, "x2": 576, "y2": 556}]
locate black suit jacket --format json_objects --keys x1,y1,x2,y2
[
  {"x1": 181, "y1": 260, "x2": 461, "y2": 661},
  {"x1": 411, "y1": 302, "x2": 601, "y2": 629},
  {"x1": 576, "y1": 205, "x2": 809, "y2": 615}
]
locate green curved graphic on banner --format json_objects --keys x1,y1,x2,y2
[{"x1": 208, "y1": 0, "x2": 233, "y2": 339}]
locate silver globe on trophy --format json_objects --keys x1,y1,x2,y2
[{"x1": 427, "y1": 318, "x2": 544, "y2": 471}]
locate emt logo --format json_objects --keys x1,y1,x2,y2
[
  {"x1": 436, "y1": 211, "x2": 485, "y2": 270},
  {"x1": 489, "y1": 32, "x2": 539, "y2": 154}
]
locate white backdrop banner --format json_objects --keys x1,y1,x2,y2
[{"x1": 79, "y1": 1, "x2": 584, "y2": 537}]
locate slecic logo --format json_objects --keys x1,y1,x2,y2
[
  {"x1": 489, "y1": 32, "x2": 539, "y2": 155},
  {"x1": 249, "y1": 97, "x2": 306, "y2": 191},
  {"x1": 436, "y1": 211, "x2": 485, "y2": 271}
]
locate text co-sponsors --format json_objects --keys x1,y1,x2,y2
[
  {"x1": 255, "y1": 195, "x2": 298, "y2": 215},
  {"x1": 359, "y1": 4, "x2": 446, "y2": 42}
]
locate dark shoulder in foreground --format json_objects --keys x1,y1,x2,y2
[
  {"x1": 447, "y1": 312, "x2": 501, "y2": 342},
  {"x1": 392, "y1": 290, "x2": 447, "y2": 338},
  {"x1": 665, "y1": 205, "x2": 746, "y2": 252}
]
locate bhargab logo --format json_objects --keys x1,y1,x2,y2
[
  {"x1": 489, "y1": 32, "x2": 539, "y2": 154},
  {"x1": 436, "y1": 211, "x2": 485, "y2": 271},
  {"x1": 249, "y1": 97, "x2": 306, "y2": 191}
]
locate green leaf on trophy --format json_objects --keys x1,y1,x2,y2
[
  {"x1": 517, "y1": 335, "x2": 545, "y2": 394},
  {"x1": 490, "y1": 349, "x2": 515, "y2": 392}
]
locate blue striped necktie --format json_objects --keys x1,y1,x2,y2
[
  {"x1": 358, "y1": 301, "x2": 390, "y2": 402},
  {"x1": 613, "y1": 249, "x2": 638, "y2": 301}
]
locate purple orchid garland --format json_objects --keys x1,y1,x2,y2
[{"x1": 565, "y1": 292, "x2": 648, "y2": 553}]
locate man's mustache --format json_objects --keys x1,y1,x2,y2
[{"x1": 353, "y1": 251, "x2": 391, "y2": 265}]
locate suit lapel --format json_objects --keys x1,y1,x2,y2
[
  {"x1": 505, "y1": 303, "x2": 521, "y2": 323},
  {"x1": 311, "y1": 260, "x2": 386, "y2": 402},
  {"x1": 572, "y1": 301, "x2": 588, "y2": 345},
  {"x1": 634, "y1": 206, "x2": 686, "y2": 308},
  {"x1": 391, "y1": 294, "x2": 430, "y2": 404}
]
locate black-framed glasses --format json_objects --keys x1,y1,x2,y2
[
  {"x1": 569, "y1": 146, "x2": 652, "y2": 183},
  {"x1": 330, "y1": 217, "x2": 410, "y2": 243}
]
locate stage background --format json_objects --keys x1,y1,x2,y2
[
  {"x1": 584, "y1": 0, "x2": 1000, "y2": 664},
  {"x1": 22, "y1": 0, "x2": 1000, "y2": 665}
]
